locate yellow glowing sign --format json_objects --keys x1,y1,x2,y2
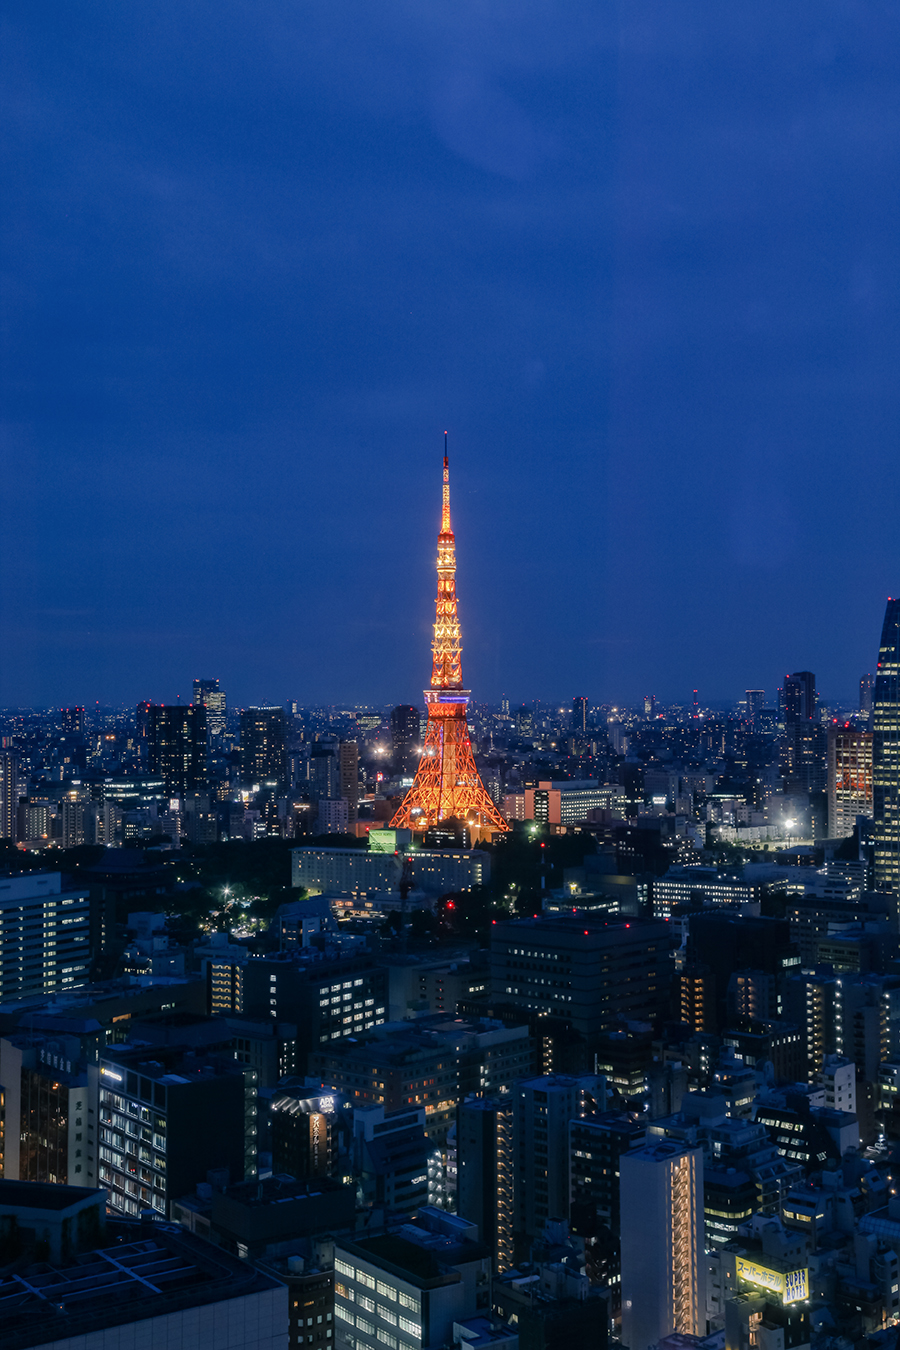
[
  {"x1": 735, "y1": 1257, "x2": 808, "y2": 1305},
  {"x1": 783, "y1": 1267, "x2": 809, "y2": 1304}
]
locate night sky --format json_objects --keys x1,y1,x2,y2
[{"x1": 3, "y1": 2, "x2": 899, "y2": 710}]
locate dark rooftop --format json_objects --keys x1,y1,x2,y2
[
  {"x1": 0, "y1": 1220, "x2": 284, "y2": 1350},
  {"x1": 0, "y1": 1181, "x2": 100, "y2": 1213},
  {"x1": 353, "y1": 1234, "x2": 444, "y2": 1281},
  {"x1": 342, "y1": 1223, "x2": 490, "y2": 1290}
]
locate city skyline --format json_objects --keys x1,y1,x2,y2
[
  {"x1": 6, "y1": 6, "x2": 900, "y2": 1345},
  {"x1": 0, "y1": 668, "x2": 888, "y2": 716}
]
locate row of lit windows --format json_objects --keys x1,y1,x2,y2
[
  {"x1": 334, "y1": 1263, "x2": 419, "y2": 1314},
  {"x1": 100, "y1": 1115, "x2": 166, "y2": 1149},
  {"x1": 334, "y1": 1304, "x2": 421, "y2": 1346},
  {"x1": 100, "y1": 1090, "x2": 165, "y2": 1130},
  {"x1": 99, "y1": 1143, "x2": 166, "y2": 1174}
]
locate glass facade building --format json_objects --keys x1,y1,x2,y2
[
  {"x1": 827, "y1": 727, "x2": 873, "y2": 839},
  {"x1": 873, "y1": 598, "x2": 900, "y2": 895}
]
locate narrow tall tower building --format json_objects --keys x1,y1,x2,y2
[
  {"x1": 240, "y1": 707, "x2": 287, "y2": 787},
  {"x1": 746, "y1": 689, "x2": 764, "y2": 728},
  {"x1": 390, "y1": 705, "x2": 420, "y2": 775},
  {"x1": 873, "y1": 598, "x2": 900, "y2": 894},
  {"x1": 620, "y1": 1141, "x2": 704, "y2": 1350},
  {"x1": 391, "y1": 439, "x2": 508, "y2": 840},
  {"x1": 339, "y1": 740, "x2": 359, "y2": 826},
  {"x1": 193, "y1": 678, "x2": 227, "y2": 737},
  {"x1": 782, "y1": 670, "x2": 825, "y2": 792},
  {"x1": 828, "y1": 725, "x2": 873, "y2": 839},
  {"x1": 0, "y1": 749, "x2": 19, "y2": 841}
]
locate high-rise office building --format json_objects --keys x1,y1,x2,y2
[
  {"x1": 569, "y1": 1111, "x2": 646, "y2": 1310},
  {"x1": 510, "y1": 1075, "x2": 598, "y2": 1255},
  {"x1": 745, "y1": 689, "x2": 764, "y2": 728},
  {"x1": 457, "y1": 1095, "x2": 513, "y2": 1266},
  {"x1": 0, "y1": 749, "x2": 19, "y2": 841},
  {"x1": 193, "y1": 677, "x2": 227, "y2": 737},
  {"x1": 147, "y1": 704, "x2": 208, "y2": 797},
  {"x1": 827, "y1": 726, "x2": 873, "y2": 839},
  {"x1": 60, "y1": 786, "x2": 90, "y2": 849},
  {"x1": 60, "y1": 707, "x2": 85, "y2": 735},
  {"x1": 783, "y1": 670, "x2": 816, "y2": 723},
  {"x1": 514, "y1": 705, "x2": 534, "y2": 739},
  {"x1": 134, "y1": 700, "x2": 151, "y2": 760},
  {"x1": 874, "y1": 598, "x2": 900, "y2": 895},
  {"x1": 620, "y1": 1141, "x2": 705, "y2": 1349},
  {"x1": 309, "y1": 742, "x2": 340, "y2": 802},
  {"x1": 390, "y1": 704, "x2": 420, "y2": 775},
  {"x1": 240, "y1": 706, "x2": 287, "y2": 786},
  {"x1": 572, "y1": 695, "x2": 587, "y2": 734},
  {"x1": 781, "y1": 670, "x2": 825, "y2": 792},
  {"x1": 339, "y1": 740, "x2": 359, "y2": 825},
  {"x1": 861, "y1": 673, "x2": 874, "y2": 720},
  {"x1": 490, "y1": 916, "x2": 676, "y2": 1042}
]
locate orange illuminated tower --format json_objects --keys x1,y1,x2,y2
[{"x1": 391, "y1": 437, "x2": 509, "y2": 841}]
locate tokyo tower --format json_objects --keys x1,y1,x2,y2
[{"x1": 390, "y1": 437, "x2": 510, "y2": 841}]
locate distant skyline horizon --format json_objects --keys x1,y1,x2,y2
[
  {"x1": 0, "y1": 673, "x2": 876, "y2": 718},
  {"x1": 5, "y1": 6, "x2": 900, "y2": 715}
]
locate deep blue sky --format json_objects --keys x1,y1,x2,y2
[{"x1": 3, "y1": 2, "x2": 899, "y2": 710}]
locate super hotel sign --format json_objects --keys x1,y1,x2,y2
[{"x1": 735, "y1": 1257, "x2": 808, "y2": 1305}]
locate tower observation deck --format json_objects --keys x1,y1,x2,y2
[{"x1": 390, "y1": 439, "x2": 509, "y2": 841}]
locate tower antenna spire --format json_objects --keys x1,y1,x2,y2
[
  {"x1": 390, "y1": 436, "x2": 509, "y2": 842},
  {"x1": 440, "y1": 431, "x2": 452, "y2": 537}
]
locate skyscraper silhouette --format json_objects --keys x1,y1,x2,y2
[
  {"x1": 240, "y1": 707, "x2": 287, "y2": 787},
  {"x1": 860, "y1": 673, "x2": 874, "y2": 723},
  {"x1": 873, "y1": 598, "x2": 900, "y2": 894},
  {"x1": 390, "y1": 705, "x2": 420, "y2": 775},
  {"x1": 193, "y1": 678, "x2": 226, "y2": 737},
  {"x1": 745, "y1": 689, "x2": 764, "y2": 729},
  {"x1": 148, "y1": 705, "x2": 208, "y2": 797},
  {"x1": 781, "y1": 670, "x2": 825, "y2": 792}
]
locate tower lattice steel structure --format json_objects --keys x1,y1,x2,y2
[{"x1": 391, "y1": 439, "x2": 509, "y2": 839}]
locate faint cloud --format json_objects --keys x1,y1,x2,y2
[{"x1": 429, "y1": 67, "x2": 555, "y2": 179}]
